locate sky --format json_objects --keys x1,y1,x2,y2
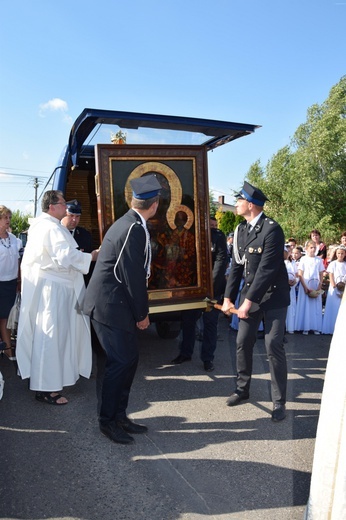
[{"x1": 1, "y1": 0, "x2": 345, "y2": 215}]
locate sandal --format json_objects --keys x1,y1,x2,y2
[{"x1": 35, "y1": 391, "x2": 68, "y2": 405}]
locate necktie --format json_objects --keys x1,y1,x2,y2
[{"x1": 247, "y1": 223, "x2": 252, "y2": 234}]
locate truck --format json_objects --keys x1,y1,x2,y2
[{"x1": 52, "y1": 109, "x2": 259, "y2": 337}]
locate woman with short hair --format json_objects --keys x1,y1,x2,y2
[{"x1": 0, "y1": 205, "x2": 21, "y2": 360}]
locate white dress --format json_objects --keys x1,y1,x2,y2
[
  {"x1": 285, "y1": 259, "x2": 297, "y2": 333},
  {"x1": 304, "y1": 291, "x2": 346, "y2": 519},
  {"x1": 16, "y1": 213, "x2": 93, "y2": 392},
  {"x1": 295, "y1": 255, "x2": 324, "y2": 332},
  {"x1": 322, "y1": 260, "x2": 346, "y2": 334}
]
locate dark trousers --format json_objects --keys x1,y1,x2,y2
[
  {"x1": 200, "y1": 307, "x2": 219, "y2": 362},
  {"x1": 91, "y1": 319, "x2": 139, "y2": 426},
  {"x1": 236, "y1": 306, "x2": 288, "y2": 404},
  {"x1": 179, "y1": 309, "x2": 202, "y2": 358}
]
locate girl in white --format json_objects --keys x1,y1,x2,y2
[
  {"x1": 322, "y1": 246, "x2": 346, "y2": 334},
  {"x1": 291, "y1": 246, "x2": 303, "y2": 302},
  {"x1": 295, "y1": 241, "x2": 324, "y2": 335},
  {"x1": 284, "y1": 249, "x2": 297, "y2": 334}
]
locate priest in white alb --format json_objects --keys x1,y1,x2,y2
[
  {"x1": 304, "y1": 287, "x2": 346, "y2": 518},
  {"x1": 16, "y1": 190, "x2": 99, "y2": 405}
]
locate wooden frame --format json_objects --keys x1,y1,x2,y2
[{"x1": 95, "y1": 144, "x2": 212, "y2": 306}]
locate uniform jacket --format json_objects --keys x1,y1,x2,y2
[
  {"x1": 72, "y1": 226, "x2": 94, "y2": 285},
  {"x1": 72, "y1": 226, "x2": 94, "y2": 253},
  {"x1": 225, "y1": 213, "x2": 290, "y2": 312},
  {"x1": 83, "y1": 209, "x2": 149, "y2": 331},
  {"x1": 211, "y1": 228, "x2": 228, "y2": 300}
]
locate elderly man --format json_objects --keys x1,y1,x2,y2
[
  {"x1": 221, "y1": 181, "x2": 290, "y2": 422},
  {"x1": 83, "y1": 174, "x2": 161, "y2": 445},
  {"x1": 16, "y1": 190, "x2": 99, "y2": 405}
]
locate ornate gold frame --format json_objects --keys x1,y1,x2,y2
[{"x1": 95, "y1": 145, "x2": 213, "y2": 305}]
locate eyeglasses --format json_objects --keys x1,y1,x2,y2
[{"x1": 52, "y1": 202, "x2": 67, "y2": 206}]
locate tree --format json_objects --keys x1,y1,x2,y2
[
  {"x1": 10, "y1": 210, "x2": 31, "y2": 237},
  {"x1": 209, "y1": 190, "x2": 218, "y2": 217},
  {"x1": 245, "y1": 76, "x2": 346, "y2": 244},
  {"x1": 218, "y1": 210, "x2": 236, "y2": 235}
]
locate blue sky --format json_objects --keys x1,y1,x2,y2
[{"x1": 1, "y1": 0, "x2": 345, "y2": 215}]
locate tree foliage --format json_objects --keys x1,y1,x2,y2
[
  {"x1": 209, "y1": 190, "x2": 218, "y2": 217},
  {"x1": 10, "y1": 210, "x2": 31, "y2": 237},
  {"x1": 218, "y1": 210, "x2": 236, "y2": 235},
  {"x1": 246, "y1": 76, "x2": 346, "y2": 245}
]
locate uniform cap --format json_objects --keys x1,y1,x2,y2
[
  {"x1": 228, "y1": 232, "x2": 234, "y2": 238},
  {"x1": 130, "y1": 175, "x2": 162, "y2": 200},
  {"x1": 235, "y1": 181, "x2": 268, "y2": 207},
  {"x1": 66, "y1": 199, "x2": 82, "y2": 214}
]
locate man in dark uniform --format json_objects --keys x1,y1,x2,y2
[
  {"x1": 61, "y1": 200, "x2": 94, "y2": 253},
  {"x1": 171, "y1": 217, "x2": 228, "y2": 372},
  {"x1": 83, "y1": 175, "x2": 161, "y2": 444},
  {"x1": 226, "y1": 232, "x2": 234, "y2": 263},
  {"x1": 221, "y1": 181, "x2": 290, "y2": 422},
  {"x1": 200, "y1": 217, "x2": 228, "y2": 371}
]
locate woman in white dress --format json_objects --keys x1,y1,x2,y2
[
  {"x1": 295, "y1": 241, "x2": 324, "y2": 334},
  {"x1": 322, "y1": 245, "x2": 346, "y2": 334}
]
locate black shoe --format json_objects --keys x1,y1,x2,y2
[
  {"x1": 271, "y1": 404, "x2": 286, "y2": 422},
  {"x1": 171, "y1": 354, "x2": 192, "y2": 364},
  {"x1": 204, "y1": 361, "x2": 214, "y2": 372},
  {"x1": 117, "y1": 417, "x2": 148, "y2": 434},
  {"x1": 226, "y1": 391, "x2": 249, "y2": 407},
  {"x1": 100, "y1": 423, "x2": 135, "y2": 444}
]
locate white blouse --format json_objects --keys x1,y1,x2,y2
[{"x1": 0, "y1": 232, "x2": 20, "y2": 281}]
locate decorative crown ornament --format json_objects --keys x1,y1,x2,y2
[{"x1": 111, "y1": 130, "x2": 127, "y2": 144}]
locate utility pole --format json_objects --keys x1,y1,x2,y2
[{"x1": 33, "y1": 177, "x2": 39, "y2": 216}]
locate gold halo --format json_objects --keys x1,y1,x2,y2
[
  {"x1": 171, "y1": 205, "x2": 194, "y2": 230},
  {"x1": 124, "y1": 161, "x2": 182, "y2": 226}
]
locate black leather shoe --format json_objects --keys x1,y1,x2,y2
[
  {"x1": 204, "y1": 361, "x2": 214, "y2": 372},
  {"x1": 100, "y1": 423, "x2": 135, "y2": 444},
  {"x1": 271, "y1": 404, "x2": 286, "y2": 422},
  {"x1": 117, "y1": 417, "x2": 148, "y2": 434},
  {"x1": 226, "y1": 391, "x2": 249, "y2": 407},
  {"x1": 171, "y1": 354, "x2": 192, "y2": 364}
]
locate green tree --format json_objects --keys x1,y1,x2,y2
[
  {"x1": 10, "y1": 210, "x2": 31, "y2": 236},
  {"x1": 219, "y1": 210, "x2": 236, "y2": 235},
  {"x1": 245, "y1": 75, "x2": 346, "y2": 244},
  {"x1": 234, "y1": 214, "x2": 245, "y2": 227},
  {"x1": 209, "y1": 190, "x2": 218, "y2": 217}
]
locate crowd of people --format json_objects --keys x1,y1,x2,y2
[
  {"x1": 1, "y1": 180, "x2": 346, "y2": 445},
  {"x1": 2, "y1": 180, "x2": 346, "y2": 519},
  {"x1": 0, "y1": 178, "x2": 161, "y2": 445},
  {"x1": 282, "y1": 230, "x2": 346, "y2": 336}
]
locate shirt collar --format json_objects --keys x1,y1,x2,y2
[
  {"x1": 248, "y1": 211, "x2": 263, "y2": 229},
  {"x1": 132, "y1": 209, "x2": 146, "y2": 227}
]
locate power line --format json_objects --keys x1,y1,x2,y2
[
  {"x1": 0, "y1": 166, "x2": 50, "y2": 174},
  {"x1": 2, "y1": 175, "x2": 46, "y2": 215},
  {"x1": 0, "y1": 171, "x2": 48, "y2": 179}
]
